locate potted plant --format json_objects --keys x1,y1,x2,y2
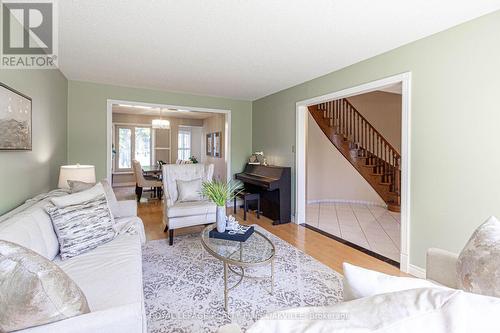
[
  {"x1": 189, "y1": 156, "x2": 198, "y2": 164},
  {"x1": 201, "y1": 180, "x2": 242, "y2": 232}
]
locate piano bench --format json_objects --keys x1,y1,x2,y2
[{"x1": 234, "y1": 191, "x2": 260, "y2": 221}]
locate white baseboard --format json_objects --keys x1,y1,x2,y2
[
  {"x1": 112, "y1": 182, "x2": 135, "y2": 187},
  {"x1": 307, "y1": 199, "x2": 387, "y2": 208},
  {"x1": 408, "y1": 264, "x2": 426, "y2": 278}
]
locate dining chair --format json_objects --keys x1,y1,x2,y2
[{"x1": 132, "y1": 160, "x2": 163, "y2": 202}]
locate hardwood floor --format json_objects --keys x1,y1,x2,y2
[{"x1": 114, "y1": 186, "x2": 406, "y2": 276}]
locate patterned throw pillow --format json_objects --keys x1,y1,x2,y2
[
  {"x1": 0, "y1": 240, "x2": 89, "y2": 332},
  {"x1": 67, "y1": 180, "x2": 94, "y2": 193},
  {"x1": 457, "y1": 216, "x2": 500, "y2": 297},
  {"x1": 46, "y1": 194, "x2": 116, "y2": 260}
]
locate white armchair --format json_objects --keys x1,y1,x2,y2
[{"x1": 162, "y1": 163, "x2": 216, "y2": 245}]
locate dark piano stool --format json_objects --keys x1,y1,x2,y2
[{"x1": 234, "y1": 191, "x2": 260, "y2": 221}]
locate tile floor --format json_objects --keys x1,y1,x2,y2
[{"x1": 306, "y1": 202, "x2": 401, "y2": 262}]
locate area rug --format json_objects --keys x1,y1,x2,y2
[{"x1": 142, "y1": 226, "x2": 343, "y2": 332}]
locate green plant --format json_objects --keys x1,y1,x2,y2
[
  {"x1": 201, "y1": 180, "x2": 242, "y2": 207},
  {"x1": 189, "y1": 156, "x2": 198, "y2": 164}
]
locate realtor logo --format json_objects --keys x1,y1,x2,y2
[{"x1": 1, "y1": 0, "x2": 58, "y2": 68}]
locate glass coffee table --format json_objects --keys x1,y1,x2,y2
[{"x1": 201, "y1": 224, "x2": 276, "y2": 311}]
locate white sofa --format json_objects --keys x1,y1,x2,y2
[
  {"x1": 0, "y1": 190, "x2": 147, "y2": 333},
  {"x1": 218, "y1": 248, "x2": 476, "y2": 333},
  {"x1": 162, "y1": 163, "x2": 216, "y2": 245}
]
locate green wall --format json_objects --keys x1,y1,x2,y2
[
  {"x1": 252, "y1": 10, "x2": 500, "y2": 267},
  {"x1": 67, "y1": 81, "x2": 252, "y2": 181},
  {"x1": 0, "y1": 70, "x2": 68, "y2": 215}
]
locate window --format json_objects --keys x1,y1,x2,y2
[
  {"x1": 135, "y1": 127, "x2": 151, "y2": 166},
  {"x1": 178, "y1": 130, "x2": 191, "y2": 161},
  {"x1": 115, "y1": 126, "x2": 152, "y2": 171},
  {"x1": 118, "y1": 128, "x2": 132, "y2": 169}
]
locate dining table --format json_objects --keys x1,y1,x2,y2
[
  {"x1": 142, "y1": 165, "x2": 162, "y2": 177},
  {"x1": 141, "y1": 165, "x2": 163, "y2": 198}
]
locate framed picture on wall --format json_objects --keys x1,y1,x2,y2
[
  {"x1": 206, "y1": 133, "x2": 213, "y2": 156},
  {"x1": 213, "y1": 132, "x2": 221, "y2": 158},
  {"x1": 0, "y1": 82, "x2": 32, "y2": 151}
]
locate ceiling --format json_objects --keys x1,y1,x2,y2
[
  {"x1": 377, "y1": 83, "x2": 402, "y2": 95},
  {"x1": 112, "y1": 104, "x2": 214, "y2": 119},
  {"x1": 59, "y1": 1, "x2": 500, "y2": 100}
]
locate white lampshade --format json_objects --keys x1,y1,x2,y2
[
  {"x1": 58, "y1": 164, "x2": 96, "y2": 189},
  {"x1": 152, "y1": 119, "x2": 170, "y2": 129}
]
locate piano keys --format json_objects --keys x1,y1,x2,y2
[{"x1": 235, "y1": 164, "x2": 291, "y2": 225}]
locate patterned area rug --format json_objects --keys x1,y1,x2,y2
[{"x1": 142, "y1": 226, "x2": 343, "y2": 332}]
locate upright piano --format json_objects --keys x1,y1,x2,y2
[{"x1": 235, "y1": 164, "x2": 291, "y2": 225}]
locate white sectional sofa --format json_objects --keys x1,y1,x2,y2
[
  {"x1": 0, "y1": 190, "x2": 147, "y2": 333},
  {"x1": 218, "y1": 248, "x2": 500, "y2": 333}
]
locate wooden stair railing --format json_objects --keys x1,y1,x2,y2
[{"x1": 309, "y1": 99, "x2": 401, "y2": 212}]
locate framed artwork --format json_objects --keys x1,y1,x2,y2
[
  {"x1": 206, "y1": 133, "x2": 213, "y2": 156},
  {"x1": 0, "y1": 82, "x2": 32, "y2": 150},
  {"x1": 213, "y1": 132, "x2": 221, "y2": 158}
]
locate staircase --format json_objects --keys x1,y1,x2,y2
[{"x1": 308, "y1": 99, "x2": 401, "y2": 212}]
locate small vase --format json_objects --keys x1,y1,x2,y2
[{"x1": 216, "y1": 206, "x2": 226, "y2": 233}]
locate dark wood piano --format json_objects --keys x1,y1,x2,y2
[{"x1": 235, "y1": 164, "x2": 291, "y2": 225}]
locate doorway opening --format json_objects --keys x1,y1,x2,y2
[
  {"x1": 295, "y1": 73, "x2": 411, "y2": 272},
  {"x1": 106, "y1": 100, "x2": 231, "y2": 199}
]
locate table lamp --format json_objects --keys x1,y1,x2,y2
[{"x1": 58, "y1": 164, "x2": 96, "y2": 189}]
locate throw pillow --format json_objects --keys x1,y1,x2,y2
[
  {"x1": 457, "y1": 215, "x2": 500, "y2": 297},
  {"x1": 51, "y1": 183, "x2": 110, "y2": 209},
  {"x1": 67, "y1": 180, "x2": 94, "y2": 193},
  {"x1": 176, "y1": 178, "x2": 202, "y2": 202},
  {"x1": 342, "y1": 262, "x2": 442, "y2": 301},
  {"x1": 47, "y1": 184, "x2": 116, "y2": 260},
  {"x1": 0, "y1": 240, "x2": 89, "y2": 332},
  {"x1": 0, "y1": 208, "x2": 60, "y2": 261},
  {"x1": 100, "y1": 179, "x2": 120, "y2": 217}
]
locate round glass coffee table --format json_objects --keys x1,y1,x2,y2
[{"x1": 201, "y1": 224, "x2": 276, "y2": 311}]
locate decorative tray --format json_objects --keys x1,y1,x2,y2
[{"x1": 209, "y1": 226, "x2": 254, "y2": 242}]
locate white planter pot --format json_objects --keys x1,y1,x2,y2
[{"x1": 216, "y1": 206, "x2": 226, "y2": 232}]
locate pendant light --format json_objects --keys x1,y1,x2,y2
[{"x1": 152, "y1": 108, "x2": 170, "y2": 129}]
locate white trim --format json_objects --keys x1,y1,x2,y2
[
  {"x1": 106, "y1": 99, "x2": 232, "y2": 184},
  {"x1": 400, "y1": 74, "x2": 412, "y2": 274},
  {"x1": 113, "y1": 122, "x2": 153, "y2": 127},
  {"x1": 307, "y1": 199, "x2": 387, "y2": 208},
  {"x1": 179, "y1": 124, "x2": 204, "y2": 128},
  {"x1": 409, "y1": 264, "x2": 426, "y2": 279},
  {"x1": 112, "y1": 182, "x2": 136, "y2": 188},
  {"x1": 295, "y1": 72, "x2": 412, "y2": 273},
  {"x1": 295, "y1": 105, "x2": 308, "y2": 226}
]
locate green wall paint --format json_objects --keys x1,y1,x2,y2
[
  {"x1": 0, "y1": 70, "x2": 68, "y2": 215},
  {"x1": 67, "y1": 81, "x2": 252, "y2": 181},
  {"x1": 252, "y1": 11, "x2": 500, "y2": 267}
]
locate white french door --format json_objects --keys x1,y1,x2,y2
[{"x1": 114, "y1": 125, "x2": 152, "y2": 172}]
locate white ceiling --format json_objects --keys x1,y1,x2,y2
[
  {"x1": 377, "y1": 83, "x2": 402, "y2": 95},
  {"x1": 112, "y1": 105, "x2": 214, "y2": 119},
  {"x1": 58, "y1": 1, "x2": 500, "y2": 100}
]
